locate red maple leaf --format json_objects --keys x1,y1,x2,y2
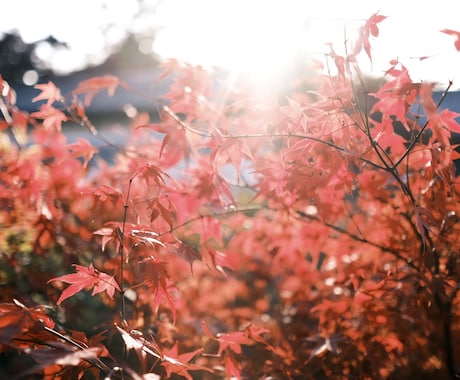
[
  {"x1": 32, "y1": 81, "x2": 63, "y2": 105},
  {"x1": 201, "y1": 322, "x2": 268, "y2": 356},
  {"x1": 148, "y1": 196, "x2": 175, "y2": 230},
  {"x1": 0, "y1": 299, "x2": 55, "y2": 346},
  {"x1": 67, "y1": 138, "x2": 98, "y2": 167},
  {"x1": 139, "y1": 256, "x2": 178, "y2": 321},
  {"x1": 31, "y1": 104, "x2": 68, "y2": 132},
  {"x1": 48, "y1": 263, "x2": 120, "y2": 305},
  {"x1": 71, "y1": 75, "x2": 129, "y2": 106},
  {"x1": 441, "y1": 29, "x2": 460, "y2": 51},
  {"x1": 354, "y1": 13, "x2": 387, "y2": 62},
  {"x1": 223, "y1": 355, "x2": 242, "y2": 380},
  {"x1": 138, "y1": 106, "x2": 191, "y2": 165},
  {"x1": 162, "y1": 343, "x2": 212, "y2": 380}
]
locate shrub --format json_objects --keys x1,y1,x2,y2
[{"x1": 1, "y1": 13, "x2": 460, "y2": 379}]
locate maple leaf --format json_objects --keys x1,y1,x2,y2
[
  {"x1": 93, "y1": 226, "x2": 116, "y2": 251},
  {"x1": 91, "y1": 184, "x2": 123, "y2": 206},
  {"x1": 354, "y1": 13, "x2": 387, "y2": 62},
  {"x1": 48, "y1": 263, "x2": 120, "y2": 305},
  {"x1": 28, "y1": 343, "x2": 101, "y2": 367},
  {"x1": 148, "y1": 197, "x2": 175, "y2": 230},
  {"x1": 130, "y1": 228, "x2": 166, "y2": 248},
  {"x1": 0, "y1": 299, "x2": 55, "y2": 346},
  {"x1": 138, "y1": 107, "x2": 191, "y2": 164},
  {"x1": 209, "y1": 128, "x2": 254, "y2": 182},
  {"x1": 162, "y1": 343, "x2": 212, "y2": 380},
  {"x1": 116, "y1": 325, "x2": 162, "y2": 361},
  {"x1": 67, "y1": 138, "x2": 98, "y2": 167},
  {"x1": 414, "y1": 207, "x2": 436, "y2": 251},
  {"x1": 71, "y1": 75, "x2": 129, "y2": 106},
  {"x1": 441, "y1": 28, "x2": 460, "y2": 51},
  {"x1": 222, "y1": 355, "x2": 242, "y2": 380},
  {"x1": 133, "y1": 162, "x2": 171, "y2": 189},
  {"x1": 203, "y1": 246, "x2": 234, "y2": 274},
  {"x1": 139, "y1": 256, "x2": 178, "y2": 321},
  {"x1": 31, "y1": 104, "x2": 68, "y2": 132},
  {"x1": 201, "y1": 322, "x2": 250, "y2": 356},
  {"x1": 173, "y1": 240, "x2": 202, "y2": 273},
  {"x1": 17, "y1": 342, "x2": 102, "y2": 379},
  {"x1": 32, "y1": 81, "x2": 63, "y2": 105}
]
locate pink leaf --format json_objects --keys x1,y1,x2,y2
[{"x1": 32, "y1": 81, "x2": 63, "y2": 105}]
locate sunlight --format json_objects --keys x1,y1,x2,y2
[
  {"x1": 154, "y1": 1, "x2": 314, "y2": 88},
  {"x1": 3, "y1": 0, "x2": 460, "y2": 88},
  {"x1": 153, "y1": 0, "x2": 460, "y2": 90}
]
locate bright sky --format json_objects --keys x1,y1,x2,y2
[{"x1": 2, "y1": 0, "x2": 460, "y2": 89}]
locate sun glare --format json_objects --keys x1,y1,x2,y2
[
  {"x1": 153, "y1": 0, "x2": 460, "y2": 91},
  {"x1": 154, "y1": 1, "x2": 318, "y2": 88}
]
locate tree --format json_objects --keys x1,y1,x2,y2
[{"x1": 1, "y1": 12, "x2": 460, "y2": 379}]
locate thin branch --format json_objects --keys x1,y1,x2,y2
[
  {"x1": 41, "y1": 325, "x2": 111, "y2": 373},
  {"x1": 0, "y1": 97, "x2": 23, "y2": 150},
  {"x1": 392, "y1": 80, "x2": 453, "y2": 170},
  {"x1": 118, "y1": 176, "x2": 134, "y2": 323},
  {"x1": 158, "y1": 206, "x2": 263, "y2": 237},
  {"x1": 295, "y1": 209, "x2": 420, "y2": 271}
]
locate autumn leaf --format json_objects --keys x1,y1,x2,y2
[
  {"x1": 138, "y1": 106, "x2": 191, "y2": 164},
  {"x1": 93, "y1": 226, "x2": 116, "y2": 251},
  {"x1": 148, "y1": 197, "x2": 175, "y2": 229},
  {"x1": 28, "y1": 343, "x2": 101, "y2": 367},
  {"x1": 223, "y1": 355, "x2": 242, "y2": 380},
  {"x1": 0, "y1": 299, "x2": 55, "y2": 345},
  {"x1": 354, "y1": 13, "x2": 387, "y2": 62},
  {"x1": 71, "y1": 75, "x2": 129, "y2": 106},
  {"x1": 203, "y1": 246, "x2": 234, "y2": 274},
  {"x1": 31, "y1": 104, "x2": 68, "y2": 131},
  {"x1": 133, "y1": 162, "x2": 171, "y2": 188},
  {"x1": 91, "y1": 184, "x2": 123, "y2": 205},
  {"x1": 209, "y1": 128, "x2": 254, "y2": 182},
  {"x1": 67, "y1": 138, "x2": 98, "y2": 167},
  {"x1": 32, "y1": 81, "x2": 63, "y2": 105},
  {"x1": 162, "y1": 343, "x2": 212, "y2": 380},
  {"x1": 116, "y1": 325, "x2": 162, "y2": 361},
  {"x1": 48, "y1": 263, "x2": 120, "y2": 305},
  {"x1": 201, "y1": 322, "x2": 255, "y2": 356},
  {"x1": 17, "y1": 343, "x2": 102, "y2": 379},
  {"x1": 173, "y1": 240, "x2": 202, "y2": 273},
  {"x1": 441, "y1": 28, "x2": 460, "y2": 51},
  {"x1": 414, "y1": 207, "x2": 436, "y2": 250},
  {"x1": 130, "y1": 228, "x2": 166, "y2": 248},
  {"x1": 139, "y1": 256, "x2": 178, "y2": 321}
]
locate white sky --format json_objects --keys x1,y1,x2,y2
[{"x1": 2, "y1": 0, "x2": 460, "y2": 89}]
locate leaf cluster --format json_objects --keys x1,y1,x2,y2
[{"x1": 1, "y1": 13, "x2": 460, "y2": 379}]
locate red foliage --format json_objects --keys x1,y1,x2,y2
[
  {"x1": 48, "y1": 263, "x2": 120, "y2": 305},
  {"x1": 2, "y1": 12, "x2": 460, "y2": 379}
]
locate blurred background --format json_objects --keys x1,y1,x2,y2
[{"x1": 3, "y1": 0, "x2": 460, "y2": 88}]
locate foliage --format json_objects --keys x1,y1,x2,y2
[{"x1": 1, "y1": 13, "x2": 460, "y2": 379}]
